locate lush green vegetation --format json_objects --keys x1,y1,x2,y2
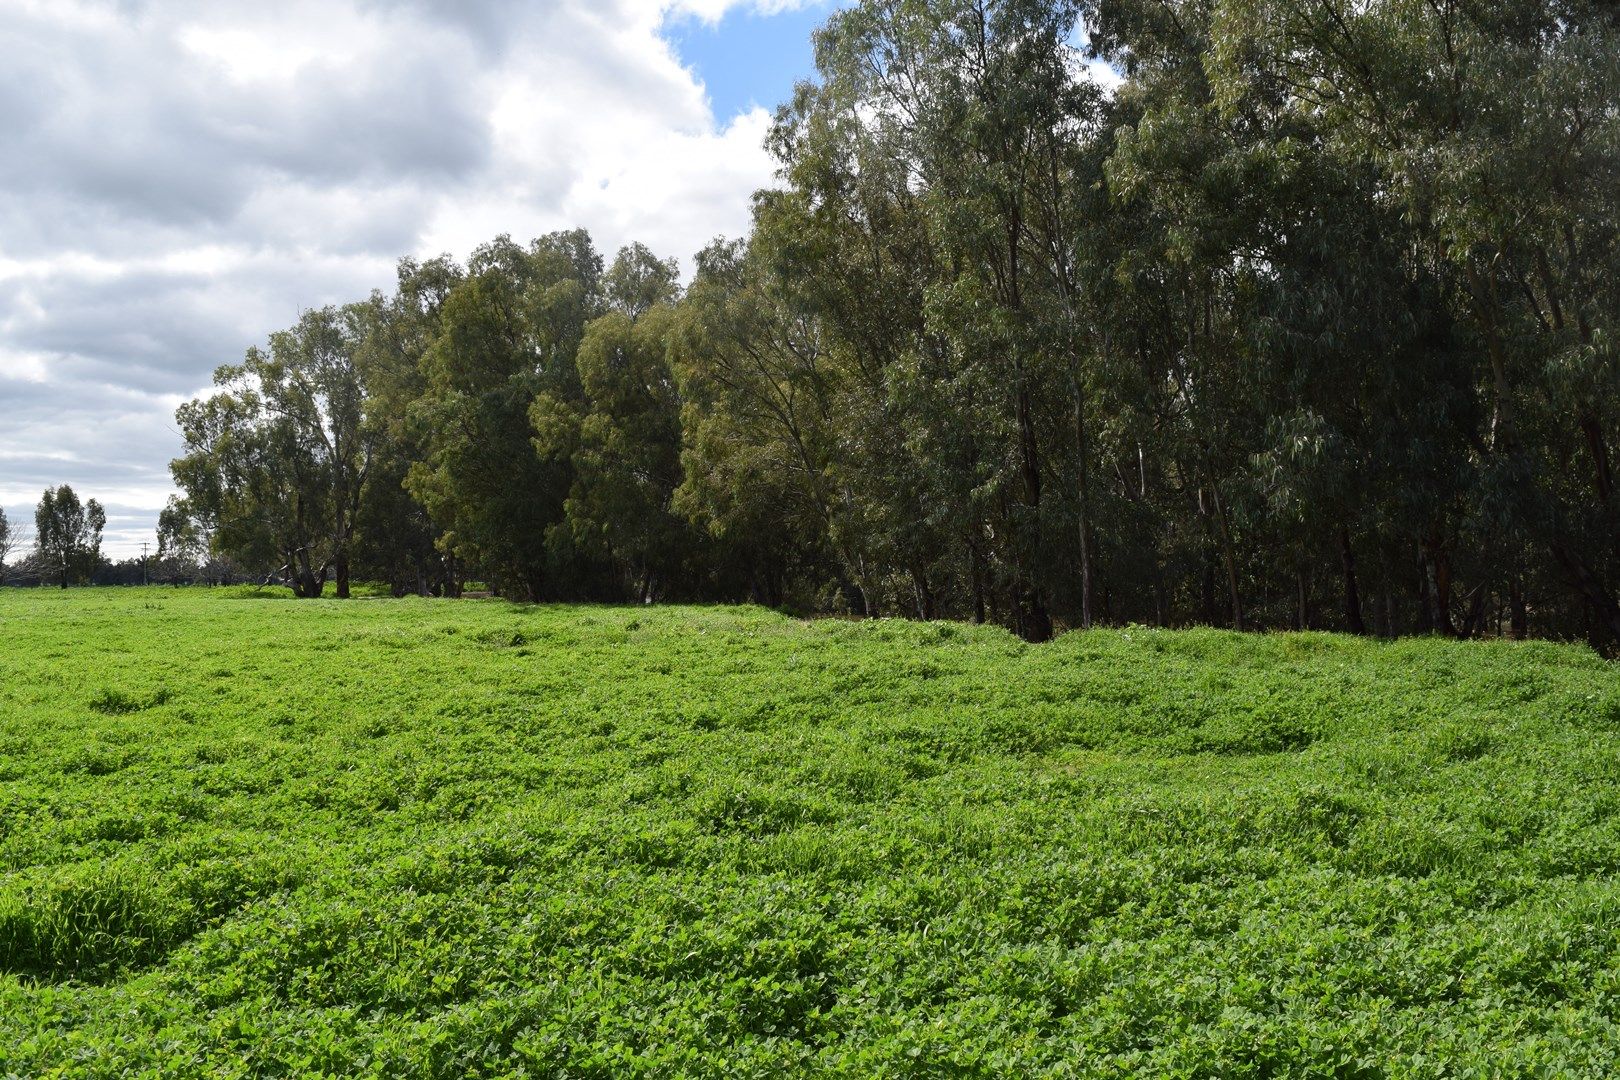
[
  {"x1": 1, "y1": 589, "x2": 1618, "y2": 1075},
  {"x1": 147, "y1": 0, "x2": 1620, "y2": 648}
]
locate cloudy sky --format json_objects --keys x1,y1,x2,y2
[{"x1": 0, "y1": 0, "x2": 836, "y2": 558}]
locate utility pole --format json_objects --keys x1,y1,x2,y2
[{"x1": 141, "y1": 541, "x2": 149, "y2": 586}]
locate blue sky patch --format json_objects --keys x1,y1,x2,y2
[{"x1": 665, "y1": 2, "x2": 840, "y2": 121}]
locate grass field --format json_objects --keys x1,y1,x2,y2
[{"x1": 2, "y1": 588, "x2": 1619, "y2": 1077}]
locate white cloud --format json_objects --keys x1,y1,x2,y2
[
  {"x1": 665, "y1": 0, "x2": 825, "y2": 25},
  {"x1": 0, "y1": 0, "x2": 799, "y2": 556}
]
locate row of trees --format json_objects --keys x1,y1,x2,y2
[
  {"x1": 0, "y1": 487, "x2": 234, "y2": 588},
  {"x1": 169, "y1": 0, "x2": 1620, "y2": 645}
]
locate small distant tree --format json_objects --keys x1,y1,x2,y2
[
  {"x1": 34, "y1": 485, "x2": 105, "y2": 588},
  {"x1": 0, "y1": 506, "x2": 18, "y2": 585},
  {"x1": 0, "y1": 513, "x2": 37, "y2": 587}
]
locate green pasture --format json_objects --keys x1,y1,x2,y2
[{"x1": 2, "y1": 588, "x2": 1618, "y2": 1076}]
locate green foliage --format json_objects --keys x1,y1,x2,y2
[
  {"x1": 3, "y1": 589, "x2": 1619, "y2": 1074},
  {"x1": 403, "y1": 232, "x2": 605, "y2": 600},
  {"x1": 170, "y1": 306, "x2": 378, "y2": 598},
  {"x1": 33, "y1": 485, "x2": 105, "y2": 589},
  {"x1": 161, "y1": 0, "x2": 1620, "y2": 643},
  {"x1": 531, "y1": 245, "x2": 697, "y2": 601},
  {"x1": 670, "y1": 238, "x2": 844, "y2": 608}
]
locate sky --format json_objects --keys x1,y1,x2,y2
[
  {"x1": 0, "y1": 0, "x2": 847, "y2": 558},
  {"x1": 0, "y1": 0, "x2": 1111, "y2": 562}
]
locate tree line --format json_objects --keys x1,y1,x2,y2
[
  {"x1": 1, "y1": 487, "x2": 241, "y2": 588},
  {"x1": 166, "y1": 0, "x2": 1620, "y2": 645}
]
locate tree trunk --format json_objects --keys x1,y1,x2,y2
[
  {"x1": 1580, "y1": 413, "x2": 1615, "y2": 507},
  {"x1": 295, "y1": 547, "x2": 320, "y2": 599},
  {"x1": 1019, "y1": 584, "x2": 1053, "y2": 642},
  {"x1": 1414, "y1": 550, "x2": 1434, "y2": 635},
  {"x1": 840, "y1": 575, "x2": 868, "y2": 618},
  {"x1": 1200, "y1": 558, "x2": 1218, "y2": 626},
  {"x1": 1509, "y1": 572, "x2": 1528, "y2": 640},
  {"x1": 1209, "y1": 484, "x2": 1243, "y2": 630},
  {"x1": 1551, "y1": 538, "x2": 1620, "y2": 644},
  {"x1": 1339, "y1": 527, "x2": 1367, "y2": 634},
  {"x1": 334, "y1": 546, "x2": 350, "y2": 599},
  {"x1": 1015, "y1": 380, "x2": 1052, "y2": 643},
  {"x1": 970, "y1": 543, "x2": 987, "y2": 625},
  {"x1": 1458, "y1": 585, "x2": 1488, "y2": 640},
  {"x1": 911, "y1": 565, "x2": 935, "y2": 621},
  {"x1": 1073, "y1": 380, "x2": 1094, "y2": 630},
  {"x1": 1296, "y1": 566, "x2": 1310, "y2": 631},
  {"x1": 1420, "y1": 537, "x2": 1456, "y2": 636}
]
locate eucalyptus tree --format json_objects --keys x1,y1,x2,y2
[
  {"x1": 1200, "y1": 0, "x2": 1620, "y2": 636},
  {"x1": 670, "y1": 239, "x2": 849, "y2": 609},
  {"x1": 1084, "y1": 0, "x2": 1320, "y2": 630},
  {"x1": 406, "y1": 231, "x2": 603, "y2": 599},
  {"x1": 146, "y1": 0, "x2": 1620, "y2": 641},
  {"x1": 352, "y1": 256, "x2": 464, "y2": 595},
  {"x1": 602, "y1": 242, "x2": 680, "y2": 320},
  {"x1": 761, "y1": 67, "x2": 952, "y2": 619},
  {"x1": 532, "y1": 244, "x2": 692, "y2": 601},
  {"x1": 154, "y1": 495, "x2": 219, "y2": 583},
  {"x1": 33, "y1": 485, "x2": 104, "y2": 589},
  {"x1": 171, "y1": 306, "x2": 376, "y2": 597},
  {"x1": 1077, "y1": 0, "x2": 1495, "y2": 633},
  {"x1": 806, "y1": 0, "x2": 1107, "y2": 637},
  {"x1": 156, "y1": 496, "x2": 206, "y2": 566}
]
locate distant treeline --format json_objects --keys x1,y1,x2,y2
[
  {"x1": 165, "y1": 0, "x2": 1620, "y2": 645},
  {"x1": 0, "y1": 556, "x2": 241, "y2": 589},
  {"x1": 0, "y1": 486, "x2": 242, "y2": 589}
]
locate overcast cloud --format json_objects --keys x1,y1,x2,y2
[{"x1": 0, "y1": 0, "x2": 807, "y2": 556}]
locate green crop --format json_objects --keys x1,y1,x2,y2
[{"x1": 2, "y1": 588, "x2": 1619, "y2": 1077}]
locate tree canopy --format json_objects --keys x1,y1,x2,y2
[{"x1": 34, "y1": 486, "x2": 105, "y2": 589}]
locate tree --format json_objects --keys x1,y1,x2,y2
[
  {"x1": 761, "y1": 68, "x2": 957, "y2": 621},
  {"x1": 350, "y1": 256, "x2": 464, "y2": 597},
  {"x1": 155, "y1": 495, "x2": 204, "y2": 577},
  {"x1": 171, "y1": 306, "x2": 378, "y2": 597},
  {"x1": 801, "y1": 0, "x2": 1108, "y2": 637},
  {"x1": 406, "y1": 231, "x2": 604, "y2": 600},
  {"x1": 671, "y1": 238, "x2": 850, "y2": 609},
  {"x1": 1197, "y1": 0, "x2": 1620, "y2": 638},
  {"x1": 532, "y1": 244, "x2": 694, "y2": 601},
  {"x1": 145, "y1": 0, "x2": 1619, "y2": 644},
  {"x1": 0, "y1": 507, "x2": 12, "y2": 584},
  {"x1": 34, "y1": 485, "x2": 105, "y2": 588}
]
